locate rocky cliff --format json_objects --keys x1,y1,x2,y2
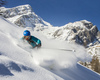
[
  {"x1": 52, "y1": 20, "x2": 99, "y2": 47},
  {"x1": 0, "y1": 4, "x2": 51, "y2": 28}
]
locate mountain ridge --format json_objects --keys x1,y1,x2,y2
[{"x1": 0, "y1": 4, "x2": 51, "y2": 28}]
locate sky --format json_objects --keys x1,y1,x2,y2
[{"x1": 4, "y1": 0, "x2": 100, "y2": 30}]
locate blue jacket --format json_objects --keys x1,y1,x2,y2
[{"x1": 22, "y1": 36, "x2": 41, "y2": 48}]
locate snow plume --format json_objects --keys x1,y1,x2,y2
[
  {"x1": 15, "y1": 26, "x2": 91, "y2": 71},
  {"x1": 27, "y1": 32, "x2": 91, "y2": 70}
]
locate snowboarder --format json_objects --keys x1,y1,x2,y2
[{"x1": 22, "y1": 30, "x2": 41, "y2": 48}]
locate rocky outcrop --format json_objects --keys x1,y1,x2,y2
[
  {"x1": 0, "y1": 4, "x2": 33, "y2": 18},
  {"x1": 53, "y1": 20, "x2": 99, "y2": 47},
  {"x1": 0, "y1": 4, "x2": 50, "y2": 28},
  {"x1": 97, "y1": 31, "x2": 100, "y2": 38}
]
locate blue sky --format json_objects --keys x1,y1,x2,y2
[{"x1": 5, "y1": 0, "x2": 100, "y2": 30}]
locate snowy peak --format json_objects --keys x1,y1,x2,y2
[
  {"x1": 52, "y1": 20, "x2": 99, "y2": 46},
  {"x1": 0, "y1": 4, "x2": 51, "y2": 27},
  {"x1": 0, "y1": 4, "x2": 33, "y2": 18},
  {"x1": 81, "y1": 20, "x2": 93, "y2": 29},
  {"x1": 63, "y1": 20, "x2": 93, "y2": 30}
]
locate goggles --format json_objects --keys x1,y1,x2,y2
[{"x1": 24, "y1": 36, "x2": 30, "y2": 40}]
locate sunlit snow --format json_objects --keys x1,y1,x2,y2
[{"x1": 0, "y1": 17, "x2": 100, "y2": 80}]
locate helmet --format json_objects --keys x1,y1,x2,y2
[{"x1": 23, "y1": 30, "x2": 31, "y2": 36}]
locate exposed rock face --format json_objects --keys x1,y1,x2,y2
[
  {"x1": 53, "y1": 20, "x2": 99, "y2": 46},
  {"x1": 0, "y1": 4, "x2": 33, "y2": 18},
  {"x1": 97, "y1": 30, "x2": 100, "y2": 38},
  {"x1": 0, "y1": 4, "x2": 51, "y2": 28}
]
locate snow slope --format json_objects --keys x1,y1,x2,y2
[{"x1": 0, "y1": 17, "x2": 100, "y2": 80}]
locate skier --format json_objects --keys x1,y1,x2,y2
[{"x1": 22, "y1": 30, "x2": 41, "y2": 48}]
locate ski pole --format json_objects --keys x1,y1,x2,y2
[{"x1": 41, "y1": 47, "x2": 75, "y2": 52}]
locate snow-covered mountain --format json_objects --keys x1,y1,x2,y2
[
  {"x1": 0, "y1": 15, "x2": 100, "y2": 80},
  {"x1": 0, "y1": 4, "x2": 100, "y2": 80},
  {"x1": 0, "y1": 4, "x2": 99, "y2": 47},
  {"x1": 52, "y1": 20, "x2": 99, "y2": 46},
  {"x1": 0, "y1": 4, "x2": 51, "y2": 28}
]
